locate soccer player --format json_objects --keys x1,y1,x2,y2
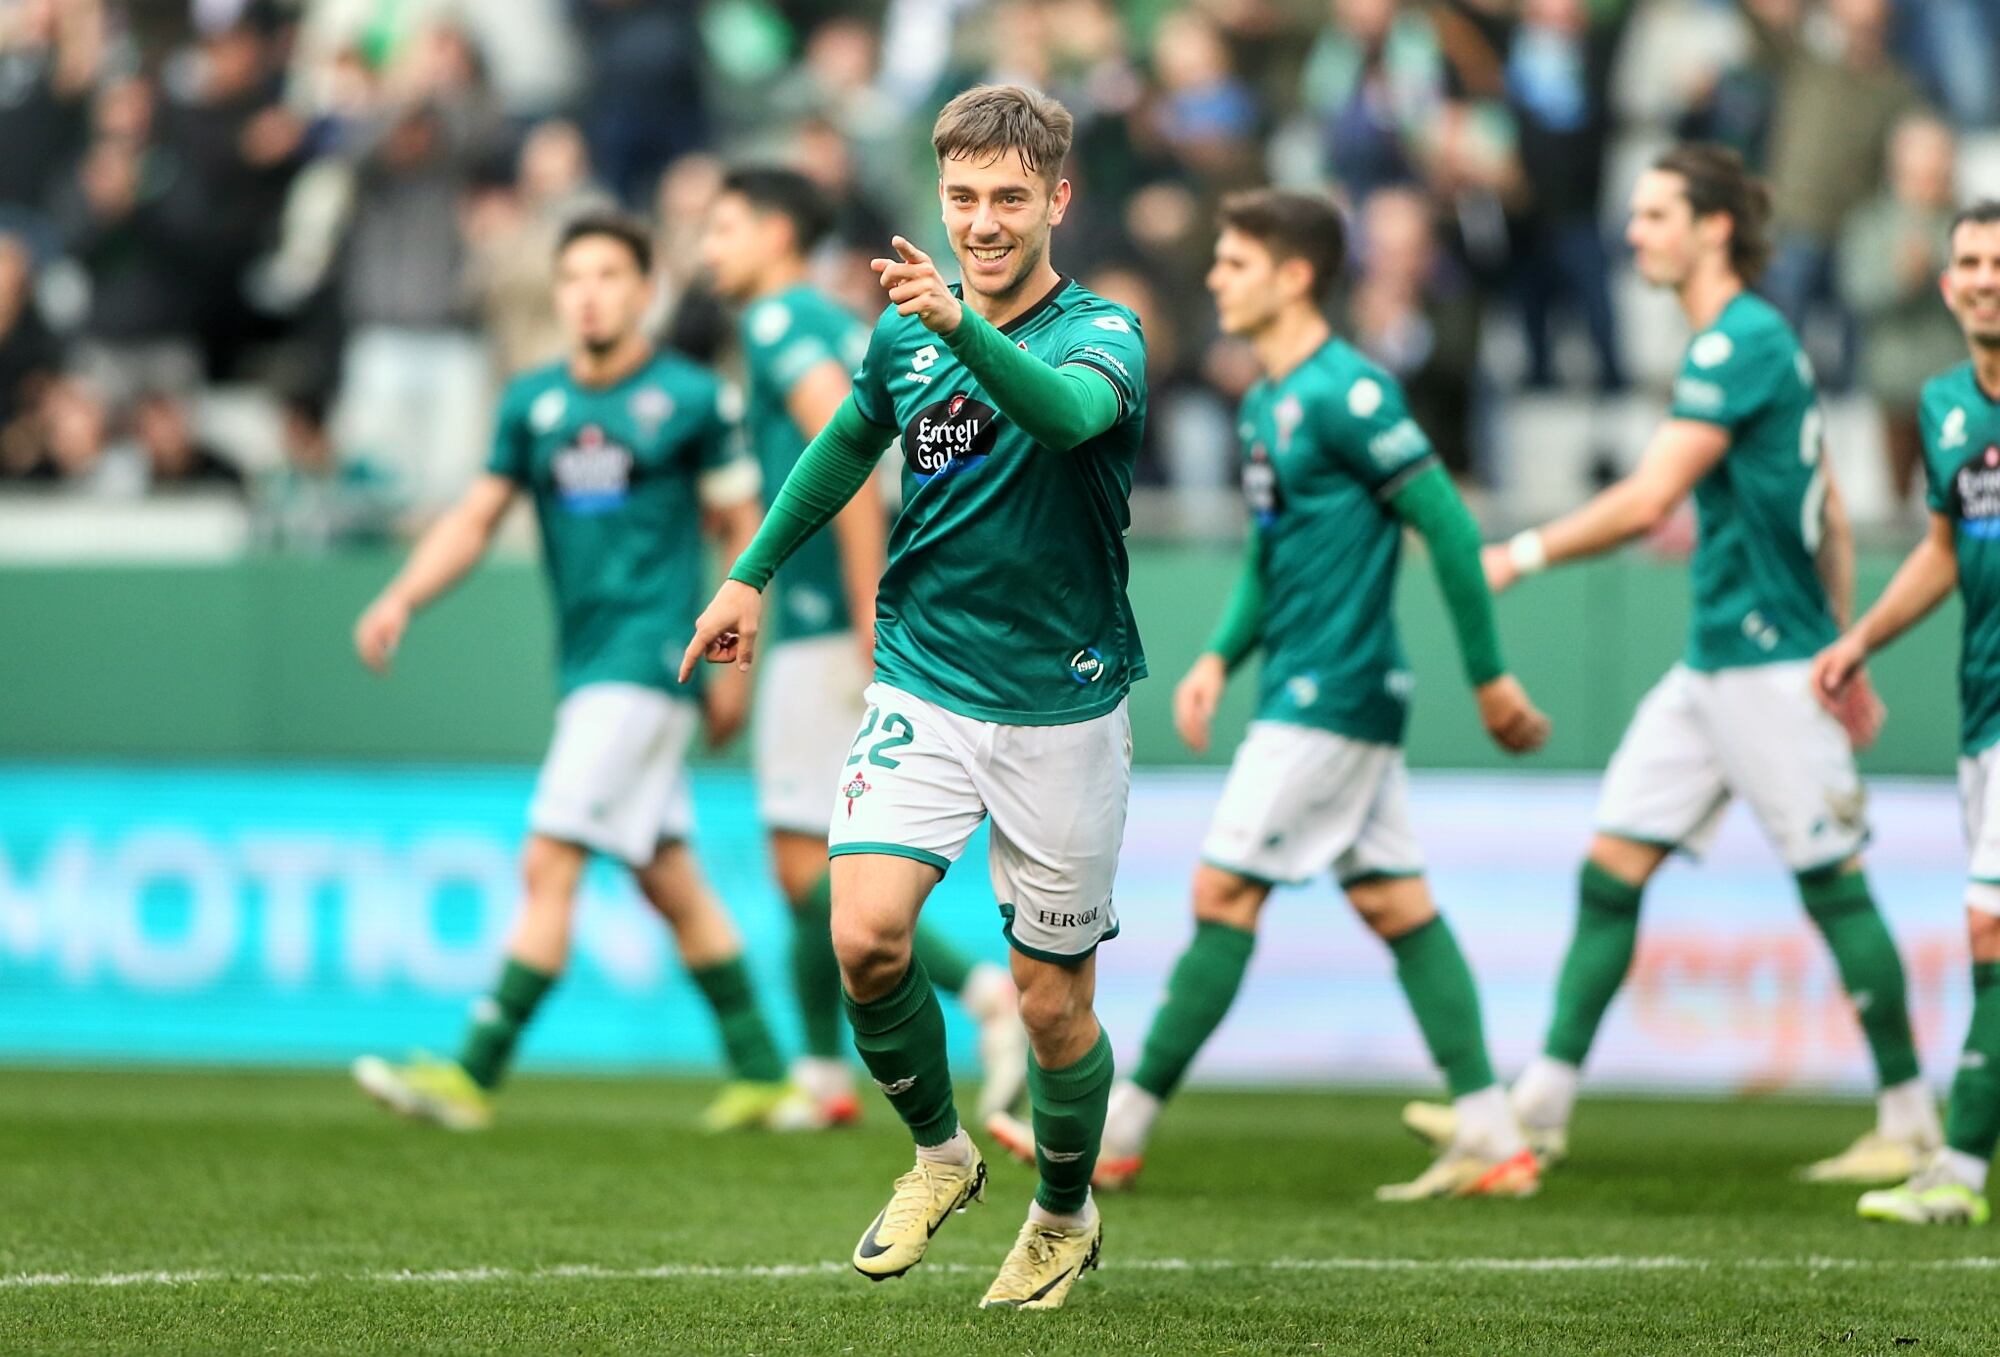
[
  {"x1": 1406, "y1": 145, "x2": 1940, "y2": 1181},
  {"x1": 683, "y1": 85, "x2": 1143, "y2": 1310},
  {"x1": 1814, "y1": 201, "x2": 2000, "y2": 1226},
  {"x1": 1089, "y1": 190, "x2": 1551, "y2": 1201},
  {"x1": 699, "y1": 168, "x2": 1028, "y2": 1129},
  {"x1": 349, "y1": 214, "x2": 807, "y2": 1134}
]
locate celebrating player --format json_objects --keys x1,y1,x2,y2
[
  {"x1": 1091, "y1": 191, "x2": 1550, "y2": 1201},
  {"x1": 683, "y1": 85, "x2": 1144, "y2": 1310},
  {"x1": 1406, "y1": 145, "x2": 1938, "y2": 1181},
  {"x1": 1814, "y1": 201, "x2": 2000, "y2": 1226},
  {"x1": 350, "y1": 214, "x2": 807, "y2": 1134},
  {"x1": 700, "y1": 168, "x2": 1029, "y2": 1131}
]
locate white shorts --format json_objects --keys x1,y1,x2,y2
[
  {"x1": 827, "y1": 681, "x2": 1131, "y2": 963},
  {"x1": 754, "y1": 633, "x2": 870, "y2": 836},
  {"x1": 1596, "y1": 662, "x2": 1867, "y2": 872},
  {"x1": 1957, "y1": 745, "x2": 2000, "y2": 916},
  {"x1": 528, "y1": 682, "x2": 697, "y2": 867},
  {"x1": 1200, "y1": 722, "x2": 1424, "y2": 888}
]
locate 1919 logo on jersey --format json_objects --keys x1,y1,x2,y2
[
  {"x1": 1069, "y1": 647, "x2": 1106, "y2": 684},
  {"x1": 905, "y1": 392, "x2": 998, "y2": 481}
]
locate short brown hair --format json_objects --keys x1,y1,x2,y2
[
  {"x1": 931, "y1": 84, "x2": 1074, "y2": 185},
  {"x1": 1217, "y1": 189, "x2": 1347, "y2": 305},
  {"x1": 557, "y1": 211, "x2": 653, "y2": 274},
  {"x1": 1652, "y1": 143, "x2": 1773, "y2": 283}
]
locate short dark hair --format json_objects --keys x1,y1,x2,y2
[
  {"x1": 932, "y1": 84, "x2": 1074, "y2": 186},
  {"x1": 1217, "y1": 189, "x2": 1347, "y2": 305},
  {"x1": 1651, "y1": 143, "x2": 1773, "y2": 283},
  {"x1": 718, "y1": 166, "x2": 835, "y2": 254},
  {"x1": 1949, "y1": 200, "x2": 2000, "y2": 246},
  {"x1": 557, "y1": 212, "x2": 653, "y2": 274}
]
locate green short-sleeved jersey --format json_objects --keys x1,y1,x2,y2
[
  {"x1": 740, "y1": 284, "x2": 872, "y2": 643},
  {"x1": 1240, "y1": 337, "x2": 1437, "y2": 745},
  {"x1": 847, "y1": 277, "x2": 1148, "y2": 725},
  {"x1": 1920, "y1": 363, "x2": 2000, "y2": 754},
  {"x1": 1668, "y1": 292, "x2": 1838, "y2": 671},
  {"x1": 488, "y1": 352, "x2": 746, "y2": 697}
]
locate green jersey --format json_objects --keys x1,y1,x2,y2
[
  {"x1": 848, "y1": 278, "x2": 1148, "y2": 725},
  {"x1": 1669, "y1": 291, "x2": 1838, "y2": 670},
  {"x1": 740, "y1": 284, "x2": 871, "y2": 643},
  {"x1": 1240, "y1": 337, "x2": 1437, "y2": 745},
  {"x1": 1920, "y1": 363, "x2": 2000, "y2": 754},
  {"x1": 488, "y1": 352, "x2": 746, "y2": 697}
]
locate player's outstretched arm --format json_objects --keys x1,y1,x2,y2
[
  {"x1": 1391, "y1": 463, "x2": 1550, "y2": 754},
  {"x1": 1813, "y1": 511, "x2": 1959, "y2": 705},
  {"x1": 873, "y1": 236, "x2": 1123, "y2": 452},
  {"x1": 354, "y1": 473, "x2": 514, "y2": 673},
  {"x1": 786, "y1": 362, "x2": 885, "y2": 663},
  {"x1": 1484, "y1": 420, "x2": 1729, "y2": 593},
  {"x1": 1176, "y1": 525, "x2": 1265, "y2": 754}
]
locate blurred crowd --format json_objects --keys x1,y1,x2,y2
[{"x1": 0, "y1": 0, "x2": 1995, "y2": 544}]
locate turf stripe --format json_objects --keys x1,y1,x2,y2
[{"x1": 6, "y1": 1257, "x2": 1998, "y2": 1289}]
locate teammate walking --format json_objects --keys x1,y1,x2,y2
[
  {"x1": 1408, "y1": 146, "x2": 1938, "y2": 1181},
  {"x1": 700, "y1": 168, "x2": 1027, "y2": 1129},
  {"x1": 351, "y1": 214, "x2": 804, "y2": 1133},
  {"x1": 1816, "y1": 201, "x2": 2000, "y2": 1226},
  {"x1": 1091, "y1": 190, "x2": 1550, "y2": 1201},
  {"x1": 685, "y1": 85, "x2": 1143, "y2": 1310}
]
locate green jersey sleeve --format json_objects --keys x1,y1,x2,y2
[
  {"x1": 1670, "y1": 324, "x2": 1780, "y2": 431},
  {"x1": 1057, "y1": 305, "x2": 1147, "y2": 424},
  {"x1": 1322, "y1": 368, "x2": 1437, "y2": 498},
  {"x1": 486, "y1": 380, "x2": 534, "y2": 482},
  {"x1": 848, "y1": 307, "x2": 901, "y2": 429},
  {"x1": 1918, "y1": 380, "x2": 1954, "y2": 516}
]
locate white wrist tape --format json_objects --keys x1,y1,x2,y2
[{"x1": 1507, "y1": 529, "x2": 1548, "y2": 576}]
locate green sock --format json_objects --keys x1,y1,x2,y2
[
  {"x1": 1387, "y1": 915, "x2": 1496, "y2": 1097},
  {"x1": 1544, "y1": 861, "x2": 1644, "y2": 1066},
  {"x1": 1028, "y1": 1028, "x2": 1114, "y2": 1215},
  {"x1": 844, "y1": 962, "x2": 959, "y2": 1146},
  {"x1": 1131, "y1": 920, "x2": 1255, "y2": 1100},
  {"x1": 1799, "y1": 868, "x2": 1921, "y2": 1088},
  {"x1": 1946, "y1": 961, "x2": 2000, "y2": 1162},
  {"x1": 457, "y1": 957, "x2": 557, "y2": 1090},
  {"x1": 911, "y1": 924, "x2": 975, "y2": 995},
  {"x1": 690, "y1": 956, "x2": 787, "y2": 1084},
  {"x1": 789, "y1": 874, "x2": 845, "y2": 1059}
]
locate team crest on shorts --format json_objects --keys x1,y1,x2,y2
[{"x1": 843, "y1": 773, "x2": 871, "y2": 817}]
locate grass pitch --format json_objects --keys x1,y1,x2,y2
[{"x1": 3, "y1": 1070, "x2": 1996, "y2": 1355}]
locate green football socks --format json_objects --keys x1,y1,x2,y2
[
  {"x1": 1388, "y1": 915, "x2": 1497, "y2": 1097},
  {"x1": 690, "y1": 956, "x2": 787, "y2": 1084},
  {"x1": 457, "y1": 957, "x2": 557, "y2": 1090},
  {"x1": 789, "y1": 874, "x2": 846, "y2": 1060},
  {"x1": 1946, "y1": 960, "x2": 2000, "y2": 1162},
  {"x1": 1131, "y1": 920, "x2": 1256, "y2": 1100},
  {"x1": 1799, "y1": 867, "x2": 1922, "y2": 1088},
  {"x1": 1028, "y1": 1028, "x2": 1114, "y2": 1214},
  {"x1": 1544, "y1": 861, "x2": 1645, "y2": 1066},
  {"x1": 845, "y1": 961, "x2": 959, "y2": 1146}
]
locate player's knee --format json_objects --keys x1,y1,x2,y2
[
  {"x1": 830, "y1": 911, "x2": 910, "y2": 995},
  {"x1": 1348, "y1": 877, "x2": 1434, "y2": 939},
  {"x1": 1968, "y1": 904, "x2": 2000, "y2": 962},
  {"x1": 1014, "y1": 972, "x2": 1087, "y2": 1041},
  {"x1": 520, "y1": 837, "x2": 582, "y2": 910},
  {"x1": 1191, "y1": 865, "x2": 1263, "y2": 930},
  {"x1": 1586, "y1": 834, "x2": 1664, "y2": 889}
]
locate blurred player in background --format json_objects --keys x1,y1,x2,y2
[
  {"x1": 700, "y1": 168, "x2": 1028, "y2": 1131},
  {"x1": 1408, "y1": 145, "x2": 1938, "y2": 1182},
  {"x1": 349, "y1": 214, "x2": 807, "y2": 1134},
  {"x1": 1815, "y1": 201, "x2": 2000, "y2": 1226},
  {"x1": 1091, "y1": 191, "x2": 1550, "y2": 1202},
  {"x1": 684, "y1": 85, "x2": 1146, "y2": 1310}
]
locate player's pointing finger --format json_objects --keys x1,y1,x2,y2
[{"x1": 891, "y1": 235, "x2": 930, "y2": 267}]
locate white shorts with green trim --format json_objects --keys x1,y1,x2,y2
[
  {"x1": 754, "y1": 633, "x2": 869, "y2": 837},
  {"x1": 1200, "y1": 721, "x2": 1423, "y2": 888},
  {"x1": 1957, "y1": 744, "x2": 2000, "y2": 916},
  {"x1": 826, "y1": 681, "x2": 1131, "y2": 963},
  {"x1": 1595, "y1": 661, "x2": 1867, "y2": 872},
  {"x1": 528, "y1": 682, "x2": 697, "y2": 867}
]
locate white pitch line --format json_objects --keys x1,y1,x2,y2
[{"x1": 3, "y1": 1256, "x2": 1997, "y2": 1290}]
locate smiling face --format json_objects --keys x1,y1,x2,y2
[
  {"x1": 1944, "y1": 218, "x2": 2000, "y2": 350},
  {"x1": 938, "y1": 149, "x2": 1070, "y2": 307}
]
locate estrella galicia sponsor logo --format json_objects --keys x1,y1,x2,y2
[
  {"x1": 1069, "y1": 647, "x2": 1105, "y2": 684},
  {"x1": 1243, "y1": 442, "x2": 1283, "y2": 528},
  {"x1": 552, "y1": 425, "x2": 633, "y2": 514},
  {"x1": 1034, "y1": 906, "x2": 1100, "y2": 929},
  {"x1": 1954, "y1": 445, "x2": 2000, "y2": 538},
  {"x1": 904, "y1": 391, "x2": 998, "y2": 480}
]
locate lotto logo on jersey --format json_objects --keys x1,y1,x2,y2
[
  {"x1": 1955, "y1": 445, "x2": 2000, "y2": 538},
  {"x1": 552, "y1": 426, "x2": 634, "y2": 514},
  {"x1": 1242, "y1": 443, "x2": 1284, "y2": 527},
  {"x1": 904, "y1": 392, "x2": 998, "y2": 480}
]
